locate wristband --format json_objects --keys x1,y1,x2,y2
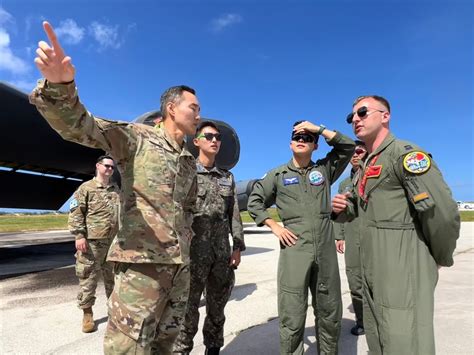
[{"x1": 317, "y1": 124, "x2": 326, "y2": 135}]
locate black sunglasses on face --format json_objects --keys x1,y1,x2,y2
[
  {"x1": 100, "y1": 163, "x2": 114, "y2": 169},
  {"x1": 197, "y1": 132, "x2": 222, "y2": 141},
  {"x1": 346, "y1": 106, "x2": 385, "y2": 124},
  {"x1": 291, "y1": 134, "x2": 315, "y2": 143}
]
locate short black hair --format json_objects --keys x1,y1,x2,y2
[
  {"x1": 160, "y1": 85, "x2": 196, "y2": 118},
  {"x1": 195, "y1": 121, "x2": 220, "y2": 137},
  {"x1": 354, "y1": 140, "x2": 365, "y2": 146},
  {"x1": 96, "y1": 155, "x2": 114, "y2": 164},
  {"x1": 292, "y1": 120, "x2": 319, "y2": 144},
  {"x1": 353, "y1": 95, "x2": 391, "y2": 113}
]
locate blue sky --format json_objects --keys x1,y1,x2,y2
[{"x1": 0, "y1": 0, "x2": 472, "y2": 212}]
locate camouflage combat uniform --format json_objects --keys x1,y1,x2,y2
[
  {"x1": 30, "y1": 80, "x2": 197, "y2": 355},
  {"x1": 174, "y1": 161, "x2": 245, "y2": 353},
  {"x1": 69, "y1": 177, "x2": 119, "y2": 309}
]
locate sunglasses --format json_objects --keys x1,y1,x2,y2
[
  {"x1": 291, "y1": 134, "x2": 315, "y2": 143},
  {"x1": 100, "y1": 163, "x2": 114, "y2": 170},
  {"x1": 346, "y1": 106, "x2": 386, "y2": 124},
  {"x1": 196, "y1": 132, "x2": 222, "y2": 142},
  {"x1": 354, "y1": 148, "x2": 367, "y2": 155}
]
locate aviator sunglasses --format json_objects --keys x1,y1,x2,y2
[
  {"x1": 291, "y1": 134, "x2": 315, "y2": 143},
  {"x1": 346, "y1": 106, "x2": 386, "y2": 124},
  {"x1": 100, "y1": 163, "x2": 115, "y2": 170},
  {"x1": 196, "y1": 132, "x2": 222, "y2": 142}
]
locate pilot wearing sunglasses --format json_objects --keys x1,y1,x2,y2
[
  {"x1": 248, "y1": 120, "x2": 355, "y2": 354},
  {"x1": 332, "y1": 95, "x2": 460, "y2": 354},
  {"x1": 175, "y1": 121, "x2": 245, "y2": 355}
]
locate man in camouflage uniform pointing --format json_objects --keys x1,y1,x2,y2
[
  {"x1": 30, "y1": 22, "x2": 200, "y2": 354},
  {"x1": 175, "y1": 121, "x2": 245, "y2": 355},
  {"x1": 69, "y1": 155, "x2": 119, "y2": 333}
]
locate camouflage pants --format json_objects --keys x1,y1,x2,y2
[
  {"x1": 75, "y1": 238, "x2": 114, "y2": 309},
  {"x1": 103, "y1": 262, "x2": 190, "y2": 355},
  {"x1": 174, "y1": 240, "x2": 235, "y2": 351}
]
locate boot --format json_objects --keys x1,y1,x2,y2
[
  {"x1": 205, "y1": 348, "x2": 220, "y2": 355},
  {"x1": 82, "y1": 307, "x2": 95, "y2": 333}
]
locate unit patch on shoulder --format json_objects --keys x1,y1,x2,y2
[
  {"x1": 309, "y1": 171, "x2": 325, "y2": 186},
  {"x1": 283, "y1": 176, "x2": 299, "y2": 186},
  {"x1": 403, "y1": 151, "x2": 431, "y2": 174},
  {"x1": 69, "y1": 198, "x2": 78, "y2": 210}
]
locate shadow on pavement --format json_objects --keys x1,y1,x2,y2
[
  {"x1": 222, "y1": 317, "x2": 360, "y2": 354},
  {"x1": 242, "y1": 246, "x2": 274, "y2": 256},
  {"x1": 0, "y1": 241, "x2": 75, "y2": 279},
  {"x1": 230, "y1": 283, "x2": 257, "y2": 302}
]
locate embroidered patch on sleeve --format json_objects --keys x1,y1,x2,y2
[
  {"x1": 69, "y1": 198, "x2": 78, "y2": 210},
  {"x1": 403, "y1": 151, "x2": 431, "y2": 174}
]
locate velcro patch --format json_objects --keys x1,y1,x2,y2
[
  {"x1": 366, "y1": 165, "x2": 382, "y2": 178},
  {"x1": 283, "y1": 176, "x2": 299, "y2": 186},
  {"x1": 403, "y1": 151, "x2": 431, "y2": 174},
  {"x1": 69, "y1": 198, "x2": 78, "y2": 210},
  {"x1": 413, "y1": 192, "x2": 430, "y2": 203}
]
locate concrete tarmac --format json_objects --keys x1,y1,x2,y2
[{"x1": 0, "y1": 223, "x2": 472, "y2": 354}]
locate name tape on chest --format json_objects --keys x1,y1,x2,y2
[
  {"x1": 283, "y1": 176, "x2": 299, "y2": 186},
  {"x1": 218, "y1": 177, "x2": 232, "y2": 187},
  {"x1": 309, "y1": 171, "x2": 325, "y2": 186},
  {"x1": 403, "y1": 151, "x2": 431, "y2": 174}
]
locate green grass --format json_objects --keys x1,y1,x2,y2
[
  {"x1": 241, "y1": 208, "x2": 280, "y2": 223},
  {"x1": 460, "y1": 211, "x2": 474, "y2": 222},
  {"x1": 0, "y1": 209, "x2": 472, "y2": 233},
  {"x1": 0, "y1": 214, "x2": 68, "y2": 233}
]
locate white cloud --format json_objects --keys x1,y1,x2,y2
[
  {"x1": 89, "y1": 21, "x2": 121, "y2": 50},
  {"x1": 0, "y1": 6, "x2": 13, "y2": 26},
  {"x1": 0, "y1": 28, "x2": 29, "y2": 74},
  {"x1": 55, "y1": 19, "x2": 85, "y2": 45},
  {"x1": 9, "y1": 79, "x2": 37, "y2": 92},
  {"x1": 211, "y1": 13, "x2": 242, "y2": 33}
]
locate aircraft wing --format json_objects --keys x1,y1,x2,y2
[
  {"x1": 0, "y1": 82, "x2": 255, "y2": 211},
  {"x1": 0, "y1": 81, "x2": 103, "y2": 210}
]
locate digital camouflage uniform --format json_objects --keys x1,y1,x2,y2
[
  {"x1": 248, "y1": 132, "x2": 355, "y2": 355},
  {"x1": 30, "y1": 80, "x2": 197, "y2": 355},
  {"x1": 174, "y1": 161, "x2": 245, "y2": 353},
  {"x1": 333, "y1": 172, "x2": 364, "y2": 328},
  {"x1": 338, "y1": 133, "x2": 460, "y2": 354},
  {"x1": 69, "y1": 177, "x2": 119, "y2": 309}
]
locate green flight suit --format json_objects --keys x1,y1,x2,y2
[
  {"x1": 333, "y1": 172, "x2": 364, "y2": 328},
  {"x1": 338, "y1": 133, "x2": 460, "y2": 354},
  {"x1": 248, "y1": 132, "x2": 355, "y2": 355}
]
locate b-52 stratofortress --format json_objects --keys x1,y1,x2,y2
[{"x1": 0, "y1": 81, "x2": 257, "y2": 211}]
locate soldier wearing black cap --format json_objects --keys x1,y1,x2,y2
[{"x1": 248, "y1": 120, "x2": 355, "y2": 354}]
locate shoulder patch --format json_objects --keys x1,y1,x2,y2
[
  {"x1": 403, "y1": 151, "x2": 431, "y2": 174},
  {"x1": 69, "y1": 198, "x2": 78, "y2": 210}
]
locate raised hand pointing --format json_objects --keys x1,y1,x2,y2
[{"x1": 34, "y1": 21, "x2": 75, "y2": 83}]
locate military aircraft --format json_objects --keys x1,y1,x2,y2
[{"x1": 0, "y1": 81, "x2": 258, "y2": 211}]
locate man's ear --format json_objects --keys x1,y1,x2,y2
[
  {"x1": 381, "y1": 111, "x2": 390, "y2": 124},
  {"x1": 313, "y1": 143, "x2": 319, "y2": 151},
  {"x1": 167, "y1": 102, "x2": 175, "y2": 118},
  {"x1": 193, "y1": 137, "x2": 200, "y2": 147}
]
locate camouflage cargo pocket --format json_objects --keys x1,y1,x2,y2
[{"x1": 75, "y1": 251, "x2": 94, "y2": 278}]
